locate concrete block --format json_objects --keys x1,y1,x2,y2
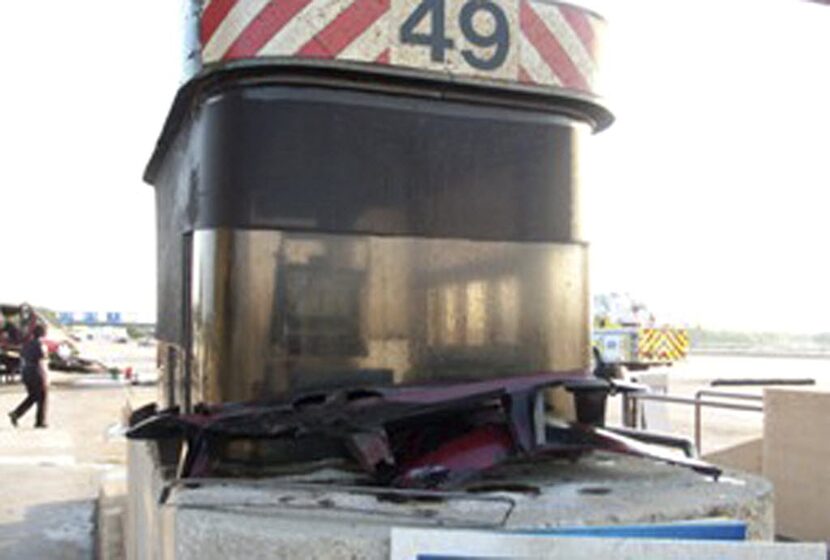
[
  {"x1": 96, "y1": 470, "x2": 128, "y2": 560},
  {"x1": 125, "y1": 437, "x2": 774, "y2": 560},
  {"x1": 126, "y1": 440, "x2": 179, "y2": 560},
  {"x1": 763, "y1": 388, "x2": 830, "y2": 541},
  {"x1": 704, "y1": 438, "x2": 762, "y2": 475}
]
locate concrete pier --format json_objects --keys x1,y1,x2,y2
[{"x1": 126, "y1": 441, "x2": 773, "y2": 560}]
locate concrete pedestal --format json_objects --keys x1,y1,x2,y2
[{"x1": 126, "y1": 440, "x2": 773, "y2": 560}]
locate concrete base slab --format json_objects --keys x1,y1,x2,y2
[{"x1": 127, "y1": 440, "x2": 774, "y2": 560}]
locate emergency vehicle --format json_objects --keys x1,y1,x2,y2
[{"x1": 592, "y1": 293, "x2": 690, "y2": 370}]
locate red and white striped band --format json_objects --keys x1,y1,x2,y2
[{"x1": 199, "y1": 0, "x2": 604, "y2": 97}]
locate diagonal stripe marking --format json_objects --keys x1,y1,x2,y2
[
  {"x1": 558, "y1": 3, "x2": 596, "y2": 59},
  {"x1": 520, "y1": 1, "x2": 588, "y2": 91},
  {"x1": 203, "y1": 0, "x2": 271, "y2": 62},
  {"x1": 534, "y1": 3, "x2": 596, "y2": 88},
  {"x1": 339, "y1": 11, "x2": 391, "y2": 62},
  {"x1": 259, "y1": 0, "x2": 349, "y2": 57},
  {"x1": 375, "y1": 48, "x2": 390, "y2": 64},
  {"x1": 224, "y1": 0, "x2": 315, "y2": 60},
  {"x1": 298, "y1": 0, "x2": 390, "y2": 58},
  {"x1": 202, "y1": 0, "x2": 239, "y2": 47},
  {"x1": 519, "y1": 34, "x2": 560, "y2": 86}
]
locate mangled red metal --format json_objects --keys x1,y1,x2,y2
[
  {"x1": 128, "y1": 372, "x2": 721, "y2": 488},
  {"x1": 395, "y1": 424, "x2": 514, "y2": 488}
]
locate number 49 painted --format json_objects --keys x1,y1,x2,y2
[{"x1": 400, "y1": 0, "x2": 511, "y2": 71}]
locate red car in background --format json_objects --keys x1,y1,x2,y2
[{"x1": 0, "y1": 303, "x2": 78, "y2": 380}]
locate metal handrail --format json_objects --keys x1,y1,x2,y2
[
  {"x1": 622, "y1": 379, "x2": 816, "y2": 454},
  {"x1": 710, "y1": 378, "x2": 815, "y2": 387},
  {"x1": 695, "y1": 390, "x2": 763, "y2": 402},
  {"x1": 693, "y1": 390, "x2": 763, "y2": 452},
  {"x1": 621, "y1": 391, "x2": 763, "y2": 454},
  {"x1": 628, "y1": 393, "x2": 760, "y2": 409}
]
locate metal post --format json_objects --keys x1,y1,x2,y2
[
  {"x1": 621, "y1": 393, "x2": 630, "y2": 428},
  {"x1": 622, "y1": 392, "x2": 639, "y2": 429},
  {"x1": 693, "y1": 390, "x2": 763, "y2": 454},
  {"x1": 694, "y1": 399, "x2": 702, "y2": 452}
]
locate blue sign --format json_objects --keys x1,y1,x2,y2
[
  {"x1": 519, "y1": 520, "x2": 747, "y2": 541},
  {"x1": 416, "y1": 523, "x2": 748, "y2": 559}
]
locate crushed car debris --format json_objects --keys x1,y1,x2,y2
[{"x1": 128, "y1": 371, "x2": 721, "y2": 488}]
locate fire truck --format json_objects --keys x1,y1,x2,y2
[{"x1": 592, "y1": 293, "x2": 690, "y2": 371}]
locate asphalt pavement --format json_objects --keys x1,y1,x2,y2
[{"x1": 0, "y1": 342, "x2": 156, "y2": 559}]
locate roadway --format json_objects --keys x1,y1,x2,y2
[{"x1": 0, "y1": 340, "x2": 155, "y2": 559}]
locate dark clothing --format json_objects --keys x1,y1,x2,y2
[
  {"x1": 13, "y1": 374, "x2": 46, "y2": 427},
  {"x1": 19, "y1": 317, "x2": 39, "y2": 344},
  {"x1": 20, "y1": 338, "x2": 44, "y2": 377},
  {"x1": 13, "y1": 339, "x2": 47, "y2": 426}
]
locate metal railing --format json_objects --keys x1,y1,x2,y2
[
  {"x1": 710, "y1": 378, "x2": 815, "y2": 387},
  {"x1": 621, "y1": 390, "x2": 763, "y2": 454},
  {"x1": 693, "y1": 390, "x2": 763, "y2": 452}
]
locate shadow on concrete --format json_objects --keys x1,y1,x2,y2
[{"x1": 0, "y1": 498, "x2": 94, "y2": 559}]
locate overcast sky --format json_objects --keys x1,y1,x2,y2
[
  {"x1": 0, "y1": 1, "x2": 180, "y2": 321},
  {"x1": 586, "y1": 0, "x2": 830, "y2": 331},
  {"x1": 0, "y1": 1, "x2": 828, "y2": 331}
]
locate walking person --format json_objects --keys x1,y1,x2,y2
[
  {"x1": 18, "y1": 303, "x2": 38, "y2": 343},
  {"x1": 8, "y1": 324, "x2": 48, "y2": 428}
]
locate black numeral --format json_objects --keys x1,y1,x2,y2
[
  {"x1": 460, "y1": 0, "x2": 509, "y2": 70},
  {"x1": 400, "y1": 0, "x2": 455, "y2": 63},
  {"x1": 400, "y1": 0, "x2": 511, "y2": 71}
]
